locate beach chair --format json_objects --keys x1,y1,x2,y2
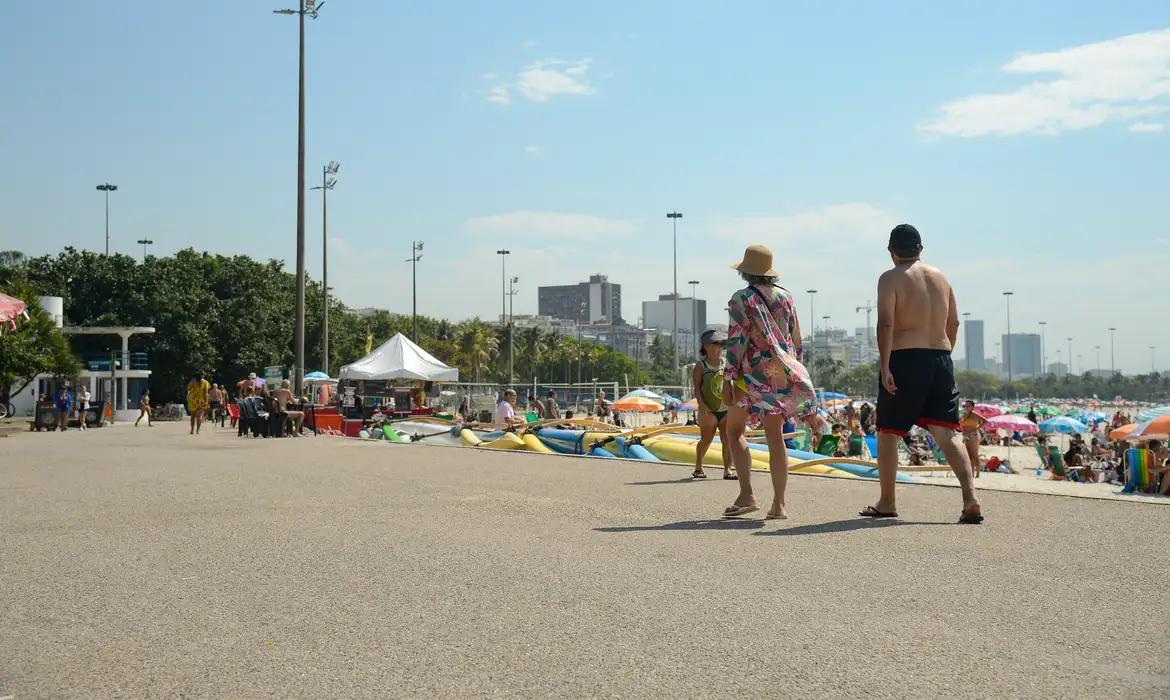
[
  {"x1": 226, "y1": 402, "x2": 240, "y2": 428},
  {"x1": 813, "y1": 434, "x2": 840, "y2": 457},
  {"x1": 1122, "y1": 448, "x2": 1152, "y2": 493},
  {"x1": 847, "y1": 435, "x2": 864, "y2": 457},
  {"x1": 864, "y1": 435, "x2": 878, "y2": 460},
  {"x1": 1048, "y1": 446, "x2": 1068, "y2": 481}
]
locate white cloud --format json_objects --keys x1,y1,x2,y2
[
  {"x1": 522, "y1": 144, "x2": 541, "y2": 157},
  {"x1": 1129, "y1": 121, "x2": 1166, "y2": 133},
  {"x1": 464, "y1": 210, "x2": 635, "y2": 239},
  {"x1": 922, "y1": 28, "x2": 1170, "y2": 137},
  {"x1": 486, "y1": 85, "x2": 511, "y2": 106},
  {"x1": 485, "y1": 58, "x2": 597, "y2": 106},
  {"x1": 715, "y1": 203, "x2": 900, "y2": 246}
]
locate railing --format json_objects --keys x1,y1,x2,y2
[{"x1": 79, "y1": 352, "x2": 149, "y2": 372}]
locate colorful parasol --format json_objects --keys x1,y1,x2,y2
[
  {"x1": 985, "y1": 414, "x2": 1040, "y2": 434},
  {"x1": 973, "y1": 403, "x2": 1005, "y2": 418},
  {"x1": 612, "y1": 396, "x2": 665, "y2": 413},
  {"x1": 0, "y1": 292, "x2": 29, "y2": 333}
]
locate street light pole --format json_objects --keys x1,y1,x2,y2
[
  {"x1": 406, "y1": 241, "x2": 423, "y2": 340},
  {"x1": 310, "y1": 160, "x2": 339, "y2": 373},
  {"x1": 1095, "y1": 345, "x2": 1101, "y2": 374},
  {"x1": 1108, "y1": 327, "x2": 1116, "y2": 376},
  {"x1": 508, "y1": 276, "x2": 518, "y2": 383},
  {"x1": 1151, "y1": 346, "x2": 1157, "y2": 374},
  {"x1": 806, "y1": 289, "x2": 817, "y2": 362},
  {"x1": 135, "y1": 238, "x2": 153, "y2": 261},
  {"x1": 496, "y1": 249, "x2": 510, "y2": 384},
  {"x1": 688, "y1": 280, "x2": 699, "y2": 360},
  {"x1": 274, "y1": 0, "x2": 323, "y2": 397},
  {"x1": 961, "y1": 312, "x2": 971, "y2": 371},
  {"x1": 666, "y1": 212, "x2": 683, "y2": 371},
  {"x1": 1002, "y1": 291, "x2": 1014, "y2": 383},
  {"x1": 1038, "y1": 320, "x2": 1047, "y2": 376},
  {"x1": 95, "y1": 183, "x2": 118, "y2": 255},
  {"x1": 1067, "y1": 337, "x2": 1073, "y2": 375}
]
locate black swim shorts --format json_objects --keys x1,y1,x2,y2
[{"x1": 876, "y1": 349, "x2": 960, "y2": 436}]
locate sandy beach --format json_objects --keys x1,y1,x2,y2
[{"x1": 2, "y1": 421, "x2": 1167, "y2": 698}]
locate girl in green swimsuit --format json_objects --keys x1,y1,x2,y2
[{"x1": 691, "y1": 330, "x2": 734, "y2": 480}]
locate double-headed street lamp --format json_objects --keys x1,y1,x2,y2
[
  {"x1": 406, "y1": 241, "x2": 423, "y2": 340},
  {"x1": 1002, "y1": 291, "x2": 1014, "y2": 383},
  {"x1": 688, "y1": 280, "x2": 699, "y2": 359},
  {"x1": 95, "y1": 183, "x2": 118, "y2": 255},
  {"x1": 508, "y1": 276, "x2": 519, "y2": 383},
  {"x1": 310, "y1": 160, "x2": 339, "y2": 373},
  {"x1": 666, "y1": 212, "x2": 683, "y2": 371},
  {"x1": 136, "y1": 238, "x2": 153, "y2": 261},
  {"x1": 274, "y1": 0, "x2": 324, "y2": 395},
  {"x1": 1108, "y1": 327, "x2": 1117, "y2": 376}
]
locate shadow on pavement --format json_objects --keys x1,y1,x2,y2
[
  {"x1": 595, "y1": 519, "x2": 766, "y2": 533},
  {"x1": 754, "y1": 518, "x2": 957, "y2": 537},
  {"x1": 624, "y1": 478, "x2": 713, "y2": 486}
]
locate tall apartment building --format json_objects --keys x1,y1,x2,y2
[{"x1": 537, "y1": 274, "x2": 622, "y2": 324}]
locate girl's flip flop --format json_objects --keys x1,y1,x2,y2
[{"x1": 722, "y1": 504, "x2": 759, "y2": 518}]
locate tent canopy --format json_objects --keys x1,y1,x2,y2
[{"x1": 338, "y1": 333, "x2": 459, "y2": 382}]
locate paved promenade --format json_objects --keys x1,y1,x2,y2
[{"x1": 2, "y1": 423, "x2": 1167, "y2": 697}]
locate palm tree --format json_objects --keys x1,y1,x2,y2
[
  {"x1": 517, "y1": 327, "x2": 544, "y2": 382},
  {"x1": 457, "y1": 321, "x2": 499, "y2": 384}
]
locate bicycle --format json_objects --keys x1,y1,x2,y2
[{"x1": 0, "y1": 396, "x2": 15, "y2": 420}]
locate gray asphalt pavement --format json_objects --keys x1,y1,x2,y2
[{"x1": 2, "y1": 423, "x2": 1167, "y2": 698}]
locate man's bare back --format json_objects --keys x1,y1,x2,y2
[{"x1": 878, "y1": 261, "x2": 957, "y2": 352}]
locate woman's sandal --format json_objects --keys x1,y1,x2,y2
[
  {"x1": 722, "y1": 504, "x2": 759, "y2": 518},
  {"x1": 691, "y1": 470, "x2": 708, "y2": 479}
]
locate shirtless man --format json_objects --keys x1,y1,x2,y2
[
  {"x1": 275, "y1": 380, "x2": 304, "y2": 436},
  {"x1": 862, "y1": 224, "x2": 982, "y2": 523}
]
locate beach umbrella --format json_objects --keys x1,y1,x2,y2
[
  {"x1": 816, "y1": 390, "x2": 847, "y2": 399},
  {"x1": 985, "y1": 414, "x2": 1040, "y2": 434},
  {"x1": 973, "y1": 403, "x2": 1004, "y2": 418},
  {"x1": 1038, "y1": 417, "x2": 1088, "y2": 434},
  {"x1": 675, "y1": 398, "x2": 698, "y2": 412},
  {"x1": 304, "y1": 371, "x2": 330, "y2": 380},
  {"x1": 1074, "y1": 410, "x2": 1108, "y2": 423},
  {"x1": 1129, "y1": 415, "x2": 1170, "y2": 440},
  {"x1": 1136, "y1": 405, "x2": 1170, "y2": 422},
  {"x1": 1108, "y1": 423, "x2": 1139, "y2": 441},
  {"x1": 612, "y1": 396, "x2": 665, "y2": 412},
  {"x1": 659, "y1": 393, "x2": 683, "y2": 406},
  {"x1": 824, "y1": 398, "x2": 852, "y2": 408},
  {"x1": 0, "y1": 292, "x2": 29, "y2": 333},
  {"x1": 1011, "y1": 404, "x2": 1061, "y2": 417},
  {"x1": 621, "y1": 389, "x2": 664, "y2": 401}
]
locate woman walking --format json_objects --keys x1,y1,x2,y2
[
  {"x1": 186, "y1": 373, "x2": 210, "y2": 435},
  {"x1": 960, "y1": 400, "x2": 986, "y2": 478},
  {"x1": 691, "y1": 329, "x2": 734, "y2": 480},
  {"x1": 76, "y1": 385, "x2": 91, "y2": 431},
  {"x1": 135, "y1": 389, "x2": 152, "y2": 427},
  {"x1": 721, "y1": 245, "x2": 815, "y2": 519}
]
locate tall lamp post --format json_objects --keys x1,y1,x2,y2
[
  {"x1": 496, "y1": 249, "x2": 510, "y2": 384},
  {"x1": 1002, "y1": 291, "x2": 1014, "y2": 383},
  {"x1": 1038, "y1": 320, "x2": 1047, "y2": 376},
  {"x1": 274, "y1": 0, "x2": 324, "y2": 396},
  {"x1": 1151, "y1": 346, "x2": 1157, "y2": 374},
  {"x1": 687, "y1": 280, "x2": 699, "y2": 360},
  {"x1": 135, "y1": 238, "x2": 153, "y2": 261},
  {"x1": 1108, "y1": 327, "x2": 1116, "y2": 376},
  {"x1": 806, "y1": 289, "x2": 818, "y2": 362},
  {"x1": 666, "y1": 212, "x2": 683, "y2": 371},
  {"x1": 1067, "y1": 338, "x2": 1074, "y2": 375},
  {"x1": 406, "y1": 241, "x2": 423, "y2": 340},
  {"x1": 1095, "y1": 345, "x2": 1101, "y2": 374},
  {"x1": 961, "y1": 312, "x2": 972, "y2": 371},
  {"x1": 310, "y1": 160, "x2": 339, "y2": 373},
  {"x1": 95, "y1": 183, "x2": 118, "y2": 255},
  {"x1": 508, "y1": 276, "x2": 518, "y2": 383}
]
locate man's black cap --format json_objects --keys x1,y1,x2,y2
[{"x1": 888, "y1": 223, "x2": 922, "y2": 249}]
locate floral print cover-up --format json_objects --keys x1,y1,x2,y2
[{"x1": 723, "y1": 284, "x2": 815, "y2": 416}]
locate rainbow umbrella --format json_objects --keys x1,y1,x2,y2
[
  {"x1": 1136, "y1": 405, "x2": 1170, "y2": 422},
  {"x1": 1128, "y1": 415, "x2": 1170, "y2": 440},
  {"x1": 1108, "y1": 423, "x2": 1139, "y2": 441}
]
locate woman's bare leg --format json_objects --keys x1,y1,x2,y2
[
  {"x1": 694, "y1": 411, "x2": 716, "y2": 475},
  {"x1": 726, "y1": 405, "x2": 755, "y2": 508},
  {"x1": 718, "y1": 420, "x2": 733, "y2": 477},
  {"x1": 966, "y1": 435, "x2": 980, "y2": 478},
  {"x1": 762, "y1": 413, "x2": 789, "y2": 518}
]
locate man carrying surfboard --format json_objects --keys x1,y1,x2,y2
[{"x1": 865, "y1": 224, "x2": 982, "y2": 523}]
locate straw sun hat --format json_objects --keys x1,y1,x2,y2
[{"x1": 730, "y1": 244, "x2": 779, "y2": 277}]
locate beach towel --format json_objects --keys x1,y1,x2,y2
[{"x1": 1123, "y1": 448, "x2": 1152, "y2": 493}]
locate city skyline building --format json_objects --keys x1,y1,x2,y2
[{"x1": 537, "y1": 274, "x2": 623, "y2": 325}]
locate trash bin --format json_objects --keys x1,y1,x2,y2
[{"x1": 34, "y1": 404, "x2": 57, "y2": 431}]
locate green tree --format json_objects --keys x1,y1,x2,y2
[{"x1": 0, "y1": 280, "x2": 80, "y2": 398}]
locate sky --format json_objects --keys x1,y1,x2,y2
[{"x1": 1, "y1": 1, "x2": 1168, "y2": 374}]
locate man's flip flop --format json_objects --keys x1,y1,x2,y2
[
  {"x1": 958, "y1": 511, "x2": 984, "y2": 524},
  {"x1": 722, "y1": 473, "x2": 738, "y2": 480},
  {"x1": 858, "y1": 505, "x2": 899, "y2": 518},
  {"x1": 722, "y1": 505, "x2": 759, "y2": 518},
  {"x1": 692, "y1": 471, "x2": 708, "y2": 479}
]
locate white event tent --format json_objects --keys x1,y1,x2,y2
[{"x1": 338, "y1": 333, "x2": 458, "y2": 382}]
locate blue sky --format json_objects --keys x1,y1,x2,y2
[{"x1": 2, "y1": 1, "x2": 1168, "y2": 374}]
